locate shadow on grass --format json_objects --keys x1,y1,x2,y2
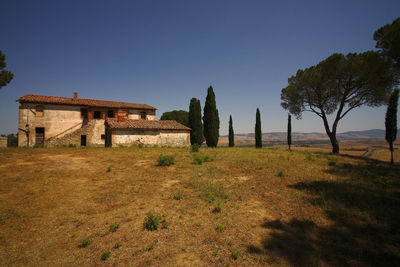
[{"x1": 248, "y1": 157, "x2": 400, "y2": 266}]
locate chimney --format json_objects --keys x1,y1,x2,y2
[
  {"x1": 117, "y1": 110, "x2": 127, "y2": 122},
  {"x1": 73, "y1": 92, "x2": 78, "y2": 100}
]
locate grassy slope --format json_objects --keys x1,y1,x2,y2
[{"x1": 0, "y1": 147, "x2": 399, "y2": 266}]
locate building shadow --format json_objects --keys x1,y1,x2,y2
[{"x1": 247, "y1": 157, "x2": 400, "y2": 266}]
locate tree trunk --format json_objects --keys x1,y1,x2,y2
[
  {"x1": 390, "y1": 142, "x2": 394, "y2": 165},
  {"x1": 329, "y1": 134, "x2": 340, "y2": 154}
]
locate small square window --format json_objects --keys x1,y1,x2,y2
[
  {"x1": 94, "y1": 111, "x2": 101, "y2": 119},
  {"x1": 101, "y1": 134, "x2": 105, "y2": 139},
  {"x1": 107, "y1": 110, "x2": 115, "y2": 118},
  {"x1": 140, "y1": 112, "x2": 146, "y2": 120}
]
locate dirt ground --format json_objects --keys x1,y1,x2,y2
[{"x1": 0, "y1": 145, "x2": 399, "y2": 266}]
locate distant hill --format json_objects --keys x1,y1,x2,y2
[{"x1": 223, "y1": 129, "x2": 385, "y2": 142}]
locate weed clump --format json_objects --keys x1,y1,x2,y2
[
  {"x1": 143, "y1": 213, "x2": 160, "y2": 231},
  {"x1": 173, "y1": 189, "x2": 184, "y2": 200},
  {"x1": 215, "y1": 223, "x2": 225, "y2": 233},
  {"x1": 109, "y1": 222, "x2": 120, "y2": 232},
  {"x1": 101, "y1": 251, "x2": 110, "y2": 261},
  {"x1": 157, "y1": 155, "x2": 175, "y2": 166},
  {"x1": 147, "y1": 239, "x2": 158, "y2": 251},
  {"x1": 192, "y1": 154, "x2": 213, "y2": 165},
  {"x1": 277, "y1": 170, "x2": 285, "y2": 177},
  {"x1": 212, "y1": 201, "x2": 222, "y2": 213},
  {"x1": 106, "y1": 166, "x2": 112, "y2": 172},
  {"x1": 191, "y1": 144, "x2": 200, "y2": 152},
  {"x1": 231, "y1": 250, "x2": 239, "y2": 260},
  {"x1": 78, "y1": 238, "x2": 90, "y2": 248},
  {"x1": 114, "y1": 242, "x2": 121, "y2": 249}
]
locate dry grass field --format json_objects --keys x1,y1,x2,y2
[{"x1": 0, "y1": 145, "x2": 399, "y2": 266}]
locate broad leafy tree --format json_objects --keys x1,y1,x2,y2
[
  {"x1": 229, "y1": 115, "x2": 234, "y2": 147},
  {"x1": 255, "y1": 108, "x2": 262, "y2": 148},
  {"x1": 0, "y1": 50, "x2": 14, "y2": 89},
  {"x1": 385, "y1": 89, "x2": 399, "y2": 165},
  {"x1": 160, "y1": 110, "x2": 189, "y2": 127},
  {"x1": 203, "y1": 86, "x2": 220, "y2": 147},
  {"x1": 281, "y1": 52, "x2": 394, "y2": 154},
  {"x1": 189, "y1": 98, "x2": 203, "y2": 145},
  {"x1": 287, "y1": 114, "x2": 292, "y2": 150}
]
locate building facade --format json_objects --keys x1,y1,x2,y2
[{"x1": 17, "y1": 93, "x2": 190, "y2": 147}]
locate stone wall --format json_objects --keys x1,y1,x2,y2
[{"x1": 112, "y1": 129, "x2": 189, "y2": 147}]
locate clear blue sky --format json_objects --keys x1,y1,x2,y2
[{"x1": 1, "y1": 0, "x2": 399, "y2": 135}]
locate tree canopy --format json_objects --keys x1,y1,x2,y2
[
  {"x1": 188, "y1": 98, "x2": 203, "y2": 145},
  {"x1": 281, "y1": 51, "x2": 395, "y2": 153},
  {"x1": 0, "y1": 50, "x2": 14, "y2": 89},
  {"x1": 160, "y1": 110, "x2": 189, "y2": 127},
  {"x1": 203, "y1": 86, "x2": 220, "y2": 147},
  {"x1": 374, "y1": 17, "x2": 400, "y2": 68}
]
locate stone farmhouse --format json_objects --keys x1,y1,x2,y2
[{"x1": 17, "y1": 93, "x2": 190, "y2": 147}]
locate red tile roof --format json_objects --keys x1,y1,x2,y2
[
  {"x1": 106, "y1": 118, "x2": 190, "y2": 131},
  {"x1": 17, "y1": 94, "x2": 156, "y2": 110}
]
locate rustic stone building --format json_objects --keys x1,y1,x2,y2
[{"x1": 17, "y1": 93, "x2": 190, "y2": 147}]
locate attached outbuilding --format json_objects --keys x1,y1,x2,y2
[{"x1": 105, "y1": 117, "x2": 190, "y2": 147}]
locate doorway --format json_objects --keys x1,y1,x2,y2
[
  {"x1": 81, "y1": 135, "x2": 87, "y2": 146},
  {"x1": 35, "y1": 127, "x2": 45, "y2": 146}
]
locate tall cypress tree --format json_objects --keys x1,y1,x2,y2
[
  {"x1": 189, "y1": 98, "x2": 203, "y2": 145},
  {"x1": 229, "y1": 115, "x2": 234, "y2": 147},
  {"x1": 255, "y1": 108, "x2": 262, "y2": 148},
  {"x1": 203, "y1": 86, "x2": 220, "y2": 147},
  {"x1": 385, "y1": 89, "x2": 399, "y2": 165},
  {"x1": 287, "y1": 114, "x2": 292, "y2": 150}
]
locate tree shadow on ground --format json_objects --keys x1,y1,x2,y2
[{"x1": 248, "y1": 156, "x2": 400, "y2": 266}]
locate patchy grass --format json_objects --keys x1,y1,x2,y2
[{"x1": 0, "y1": 146, "x2": 399, "y2": 266}]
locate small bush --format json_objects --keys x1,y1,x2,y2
[
  {"x1": 109, "y1": 222, "x2": 120, "y2": 232},
  {"x1": 193, "y1": 154, "x2": 203, "y2": 165},
  {"x1": 191, "y1": 144, "x2": 200, "y2": 152},
  {"x1": 106, "y1": 166, "x2": 112, "y2": 172},
  {"x1": 203, "y1": 155, "x2": 212, "y2": 162},
  {"x1": 157, "y1": 155, "x2": 175, "y2": 166},
  {"x1": 114, "y1": 242, "x2": 121, "y2": 249},
  {"x1": 101, "y1": 251, "x2": 110, "y2": 261},
  {"x1": 173, "y1": 190, "x2": 184, "y2": 200},
  {"x1": 231, "y1": 250, "x2": 239, "y2": 260},
  {"x1": 215, "y1": 223, "x2": 225, "y2": 233},
  {"x1": 143, "y1": 213, "x2": 160, "y2": 231},
  {"x1": 79, "y1": 238, "x2": 90, "y2": 248},
  {"x1": 277, "y1": 170, "x2": 285, "y2": 177}
]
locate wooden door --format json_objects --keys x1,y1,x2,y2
[{"x1": 35, "y1": 127, "x2": 45, "y2": 145}]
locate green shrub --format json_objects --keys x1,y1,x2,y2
[
  {"x1": 231, "y1": 250, "x2": 239, "y2": 260},
  {"x1": 106, "y1": 166, "x2": 112, "y2": 172},
  {"x1": 143, "y1": 213, "x2": 160, "y2": 231},
  {"x1": 193, "y1": 154, "x2": 203, "y2": 165},
  {"x1": 101, "y1": 251, "x2": 110, "y2": 261},
  {"x1": 277, "y1": 170, "x2": 285, "y2": 177},
  {"x1": 191, "y1": 144, "x2": 200, "y2": 152},
  {"x1": 79, "y1": 238, "x2": 90, "y2": 248},
  {"x1": 109, "y1": 222, "x2": 120, "y2": 232},
  {"x1": 114, "y1": 242, "x2": 121, "y2": 249},
  {"x1": 215, "y1": 223, "x2": 225, "y2": 233},
  {"x1": 157, "y1": 155, "x2": 175, "y2": 166}
]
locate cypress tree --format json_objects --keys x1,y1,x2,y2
[
  {"x1": 189, "y1": 98, "x2": 203, "y2": 145},
  {"x1": 255, "y1": 108, "x2": 262, "y2": 148},
  {"x1": 287, "y1": 114, "x2": 292, "y2": 150},
  {"x1": 229, "y1": 115, "x2": 234, "y2": 147},
  {"x1": 203, "y1": 86, "x2": 220, "y2": 147},
  {"x1": 385, "y1": 89, "x2": 399, "y2": 165}
]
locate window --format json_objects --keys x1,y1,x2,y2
[
  {"x1": 107, "y1": 110, "x2": 115, "y2": 118},
  {"x1": 140, "y1": 112, "x2": 146, "y2": 120},
  {"x1": 101, "y1": 134, "x2": 105, "y2": 140},
  {"x1": 35, "y1": 106, "x2": 44, "y2": 117},
  {"x1": 93, "y1": 111, "x2": 101, "y2": 119}
]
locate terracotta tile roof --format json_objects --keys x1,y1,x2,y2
[
  {"x1": 106, "y1": 118, "x2": 190, "y2": 131},
  {"x1": 17, "y1": 94, "x2": 156, "y2": 110}
]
